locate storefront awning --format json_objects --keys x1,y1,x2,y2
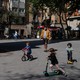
[{"x1": 37, "y1": 26, "x2": 44, "y2": 29}]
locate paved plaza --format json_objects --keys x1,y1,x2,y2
[{"x1": 0, "y1": 40, "x2": 80, "y2": 80}]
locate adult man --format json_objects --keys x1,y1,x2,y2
[{"x1": 40, "y1": 27, "x2": 51, "y2": 52}]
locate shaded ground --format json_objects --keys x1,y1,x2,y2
[
  {"x1": 0, "y1": 39, "x2": 80, "y2": 53},
  {"x1": 0, "y1": 39, "x2": 43, "y2": 53}
]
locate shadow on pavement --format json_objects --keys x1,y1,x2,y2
[
  {"x1": 0, "y1": 40, "x2": 42, "y2": 53},
  {"x1": 21, "y1": 57, "x2": 38, "y2": 62},
  {"x1": 31, "y1": 57, "x2": 38, "y2": 61},
  {"x1": 3, "y1": 62, "x2": 80, "y2": 80},
  {"x1": 4, "y1": 72, "x2": 80, "y2": 80},
  {"x1": 0, "y1": 39, "x2": 80, "y2": 53}
]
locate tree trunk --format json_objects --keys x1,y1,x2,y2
[
  {"x1": 41, "y1": 3, "x2": 44, "y2": 21},
  {"x1": 65, "y1": 17, "x2": 69, "y2": 39},
  {"x1": 25, "y1": 0, "x2": 29, "y2": 24},
  {"x1": 59, "y1": 14, "x2": 66, "y2": 39},
  {"x1": 63, "y1": 13, "x2": 70, "y2": 39}
]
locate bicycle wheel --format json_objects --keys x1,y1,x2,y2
[{"x1": 21, "y1": 55, "x2": 26, "y2": 61}]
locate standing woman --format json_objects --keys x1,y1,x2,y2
[{"x1": 40, "y1": 27, "x2": 51, "y2": 52}]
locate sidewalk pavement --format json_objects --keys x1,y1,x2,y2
[
  {"x1": 0, "y1": 40, "x2": 80, "y2": 80},
  {"x1": 0, "y1": 39, "x2": 41, "y2": 43}
]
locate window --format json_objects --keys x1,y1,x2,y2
[
  {"x1": 12, "y1": 8, "x2": 18, "y2": 12},
  {"x1": 19, "y1": 9, "x2": 24, "y2": 13}
]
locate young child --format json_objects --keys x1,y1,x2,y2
[
  {"x1": 22, "y1": 41, "x2": 32, "y2": 61},
  {"x1": 48, "y1": 48, "x2": 67, "y2": 76},
  {"x1": 66, "y1": 43, "x2": 73, "y2": 64}
]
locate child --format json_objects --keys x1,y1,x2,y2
[
  {"x1": 66, "y1": 43, "x2": 73, "y2": 64},
  {"x1": 22, "y1": 41, "x2": 32, "y2": 61},
  {"x1": 48, "y1": 48, "x2": 67, "y2": 76}
]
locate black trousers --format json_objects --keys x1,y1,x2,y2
[{"x1": 67, "y1": 51, "x2": 72, "y2": 61}]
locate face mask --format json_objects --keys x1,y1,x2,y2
[{"x1": 45, "y1": 28, "x2": 47, "y2": 31}]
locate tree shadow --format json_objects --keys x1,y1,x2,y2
[
  {"x1": 0, "y1": 40, "x2": 42, "y2": 53},
  {"x1": 0, "y1": 39, "x2": 80, "y2": 53},
  {"x1": 4, "y1": 68, "x2": 80, "y2": 80},
  {"x1": 5, "y1": 72, "x2": 80, "y2": 80}
]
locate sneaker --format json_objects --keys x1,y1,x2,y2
[{"x1": 67, "y1": 61, "x2": 73, "y2": 64}]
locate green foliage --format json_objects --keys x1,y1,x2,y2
[
  {"x1": 29, "y1": 0, "x2": 79, "y2": 15},
  {"x1": 29, "y1": 0, "x2": 40, "y2": 8},
  {"x1": 29, "y1": 0, "x2": 67, "y2": 14}
]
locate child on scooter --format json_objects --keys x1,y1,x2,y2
[
  {"x1": 22, "y1": 41, "x2": 32, "y2": 61},
  {"x1": 48, "y1": 48, "x2": 67, "y2": 76}
]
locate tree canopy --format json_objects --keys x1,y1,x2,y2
[{"x1": 29, "y1": 0, "x2": 80, "y2": 16}]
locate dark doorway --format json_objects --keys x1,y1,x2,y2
[{"x1": 20, "y1": 30, "x2": 24, "y2": 39}]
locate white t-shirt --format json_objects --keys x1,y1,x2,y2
[{"x1": 44, "y1": 31, "x2": 47, "y2": 38}]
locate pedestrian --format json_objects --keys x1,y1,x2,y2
[
  {"x1": 47, "y1": 48, "x2": 67, "y2": 76},
  {"x1": 66, "y1": 43, "x2": 73, "y2": 64},
  {"x1": 22, "y1": 41, "x2": 32, "y2": 61},
  {"x1": 14, "y1": 31, "x2": 18, "y2": 39},
  {"x1": 40, "y1": 27, "x2": 51, "y2": 52}
]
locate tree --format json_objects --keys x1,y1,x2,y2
[{"x1": 28, "y1": 0, "x2": 80, "y2": 38}]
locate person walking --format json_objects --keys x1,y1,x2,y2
[{"x1": 40, "y1": 27, "x2": 51, "y2": 52}]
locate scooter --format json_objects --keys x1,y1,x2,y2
[
  {"x1": 43, "y1": 59, "x2": 49, "y2": 76},
  {"x1": 43, "y1": 59, "x2": 63, "y2": 77}
]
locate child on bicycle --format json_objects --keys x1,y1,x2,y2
[
  {"x1": 22, "y1": 41, "x2": 32, "y2": 61},
  {"x1": 66, "y1": 43, "x2": 73, "y2": 64},
  {"x1": 48, "y1": 48, "x2": 67, "y2": 76}
]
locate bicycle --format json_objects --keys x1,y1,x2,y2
[{"x1": 21, "y1": 50, "x2": 33, "y2": 61}]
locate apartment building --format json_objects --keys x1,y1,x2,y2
[
  {"x1": 0, "y1": 0, "x2": 31, "y2": 38},
  {"x1": 11, "y1": 0, "x2": 25, "y2": 16},
  {"x1": 0, "y1": 0, "x2": 9, "y2": 21},
  {"x1": 9, "y1": 0, "x2": 25, "y2": 24}
]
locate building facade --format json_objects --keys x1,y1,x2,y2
[
  {"x1": 9, "y1": 0, "x2": 30, "y2": 38},
  {"x1": 0, "y1": 0, "x2": 9, "y2": 22},
  {"x1": 9, "y1": 0, "x2": 25, "y2": 24}
]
